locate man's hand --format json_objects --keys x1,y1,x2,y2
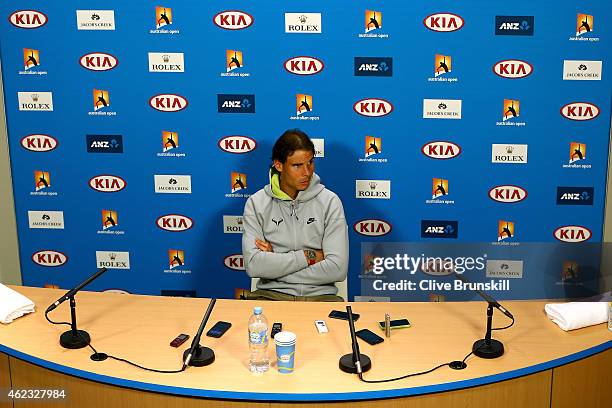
[
  {"x1": 304, "y1": 249, "x2": 324, "y2": 265},
  {"x1": 255, "y1": 239, "x2": 273, "y2": 252}
]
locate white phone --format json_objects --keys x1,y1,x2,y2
[{"x1": 314, "y1": 320, "x2": 328, "y2": 333}]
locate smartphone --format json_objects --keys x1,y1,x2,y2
[
  {"x1": 329, "y1": 310, "x2": 360, "y2": 321},
  {"x1": 271, "y1": 322, "x2": 282, "y2": 338},
  {"x1": 355, "y1": 328, "x2": 384, "y2": 345},
  {"x1": 378, "y1": 318, "x2": 411, "y2": 330},
  {"x1": 206, "y1": 321, "x2": 232, "y2": 338},
  {"x1": 170, "y1": 333, "x2": 189, "y2": 347}
]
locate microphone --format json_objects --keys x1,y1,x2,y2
[
  {"x1": 452, "y1": 272, "x2": 514, "y2": 359},
  {"x1": 339, "y1": 305, "x2": 371, "y2": 374},
  {"x1": 183, "y1": 298, "x2": 216, "y2": 368},
  {"x1": 46, "y1": 267, "x2": 108, "y2": 313},
  {"x1": 454, "y1": 272, "x2": 514, "y2": 319}
]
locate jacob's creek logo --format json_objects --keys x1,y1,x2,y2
[
  {"x1": 564, "y1": 142, "x2": 590, "y2": 169},
  {"x1": 421, "y1": 220, "x2": 458, "y2": 239},
  {"x1": 424, "y1": 13, "x2": 464, "y2": 32},
  {"x1": 89, "y1": 89, "x2": 117, "y2": 116},
  {"x1": 148, "y1": 53, "x2": 184, "y2": 73},
  {"x1": 556, "y1": 187, "x2": 594, "y2": 205},
  {"x1": 491, "y1": 144, "x2": 527, "y2": 164},
  {"x1": 87, "y1": 135, "x2": 123, "y2": 153},
  {"x1": 285, "y1": 13, "x2": 322, "y2": 33},
  {"x1": 96, "y1": 251, "x2": 130, "y2": 269},
  {"x1": 156, "y1": 214, "x2": 193, "y2": 232},
  {"x1": 165, "y1": 250, "x2": 191, "y2": 274},
  {"x1": 497, "y1": 99, "x2": 526, "y2": 126},
  {"x1": 20, "y1": 49, "x2": 46, "y2": 75},
  {"x1": 213, "y1": 10, "x2": 253, "y2": 30},
  {"x1": 422, "y1": 141, "x2": 461, "y2": 159},
  {"x1": 423, "y1": 99, "x2": 461, "y2": 119},
  {"x1": 218, "y1": 135, "x2": 257, "y2": 154},
  {"x1": 9, "y1": 10, "x2": 48, "y2": 29},
  {"x1": 157, "y1": 130, "x2": 186, "y2": 157},
  {"x1": 354, "y1": 57, "x2": 392, "y2": 77},
  {"x1": 223, "y1": 215, "x2": 244, "y2": 233},
  {"x1": 495, "y1": 16, "x2": 534, "y2": 36},
  {"x1": 217, "y1": 94, "x2": 255, "y2": 113},
  {"x1": 489, "y1": 185, "x2": 527, "y2": 203},
  {"x1": 497, "y1": 220, "x2": 515, "y2": 243},
  {"x1": 32, "y1": 170, "x2": 56, "y2": 196},
  {"x1": 88, "y1": 175, "x2": 126, "y2": 192},
  {"x1": 222, "y1": 50, "x2": 249, "y2": 77},
  {"x1": 562, "y1": 261, "x2": 579, "y2": 282},
  {"x1": 493, "y1": 60, "x2": 533, "y2": 79},
  {"x1": 76, "y1": 10, "x2": 115, "y2": 30},
  {"x1": 355, "y1": 180, "x2": 391, "y2": 199},
  {"x1": 426, "y1": 178, "x2": 454, "y2": 205},
  {"x1": 224, "y1": 254, "x2": 245, "y2": 271},
  {"x1": 18, "y1": 92, "x2": 53, "y2": 111},
  {"x1": 563, "y1": 60, "x2": 602, "y2": 81},
  {"x1": 359, "y1": 10, "x2": 388, "y2": 38},
  {"x1": 28, "y1": 211, "x2": 64, "y2": 229},
  {"x1": 149, "y1": 94, "x2": 188, "y2": 112},
  {"x1": 486, "y1": 260, "x2": 524, "y2": 279},
  {"x1": 359, "y1": 136, "x2": 387, "y2": 163},
  {"x1": 560, "y1": 102, "x2": 599, "y2": 121},
  {"x1": 570, "y1": 14, "x2": 597, "y2": 41},
  {"x1": 428, "y1": 54, "x2": 457, "y2": 82},
  {"x1": 353, "y1": 98, "x2": 393, "y2": 117},
  {"x1": 21, "y1": 134, "x2": 58, "y2": 152},
  {"x1": 285, "y1": 56, "x2": 324, "y2": 75},
  {"x1": 291, "y1": 94, "x2": 319, "y2": 120},
  {"x1": 98, "y1": 210, "x2": 124, "y2": 235},
  {"x1": 353, "y1": 219, "x2": 391, "y2": 237},
  {"x1": 80, "y1": 52, "x2": 118, "y2": 71},
  {"x1": 154, "y1": 175, "x2": 192, "y2": 194},
  {"x1": 151, "y1": 7, "x2": 179, "y2": 34},
  {"x1": 554, "y1": 226, "x2": 592, "y2": 243},
  {"x1": 32, "y1": 250, "x2": 67, "y2": 267}
]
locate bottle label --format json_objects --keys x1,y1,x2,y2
[{"x1": 249, "y1": 330, "x2": 268, "y2": 345}]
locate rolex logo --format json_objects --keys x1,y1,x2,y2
[
  {"x1": 369, "y1": 182, "x2": 377, "y2": 190},
  {"x1": 506, "y1": 146, "x2": 514, "y2": 154},
  {"x1": 109, "y1": 253, "x2": 117, "y2": 260},
  {"x1": 31, "y1": 94, "x2": 39, "y2": 102},
  {"x1": 299, "y1": 15, "x2": 307, "y2": 23},
  {"x1": 162, "y1": 54, "x2": 170, "y2": 63},
  {"x1": 237, "y1": 217, "x2": 243, "y2": 225}
]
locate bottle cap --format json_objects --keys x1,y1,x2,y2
[{"x1": 254, "y1": 306, "x2": 263, "y2": 315}]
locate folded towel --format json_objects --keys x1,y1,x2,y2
[
  {"x1": 544, "y1": 302, "x2": 608, "y2": 331},
  {"x1": 0, "y1": 284, "x2": 36, "y2": 324}
]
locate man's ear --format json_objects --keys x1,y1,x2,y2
[{"x1": 273, "y1": 160, "x2": 283, "y2": 173}]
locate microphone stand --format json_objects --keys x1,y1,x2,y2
[
  {"x1": 339, "y1": 305, "x2": 371, "y2": 374},
  {"x1": 60, "y1": 295, "x2": 91, "y2": 349}
]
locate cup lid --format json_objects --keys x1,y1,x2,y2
[{"x1": 274, "y1": 331, "x2": 296, "y2": 343}]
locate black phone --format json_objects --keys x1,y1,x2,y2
[
  {"x1": 329, "y1": 310, "x2": 360, "y2": 321},
  {"x1": 271, "y1": 322, "x2": 282, "y2": 338},
  {"x1": 206, "y1": 321, "x2": 232, "y2": 338},
  {"x1": 355, "y1": 328, "x2": 384, "y2": 345},
  {"x1": 378, "y1": 318, "x2": 411, "y2": 330}
]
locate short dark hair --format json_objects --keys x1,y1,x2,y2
[{"x1": 271, "y1": 129, "x2": 315, "y2": 164}]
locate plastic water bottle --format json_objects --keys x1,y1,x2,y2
[{"x1": 248, "y1": 306, "x2": 270, "y2": 373}]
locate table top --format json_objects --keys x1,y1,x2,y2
[{"x1": 0, "y1": 286, "x2": 610, "y2": 401}]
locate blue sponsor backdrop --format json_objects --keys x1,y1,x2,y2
[{"x1": 1, "y1": 1, "x2": 611, "y2": 300}]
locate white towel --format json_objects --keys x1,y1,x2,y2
[
  {"x1": 544, "y1": 302, "x2": 608, "y2": 331},
  {"x1": 0, "y1": 284, "x2": 36, "y2": 324}
]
